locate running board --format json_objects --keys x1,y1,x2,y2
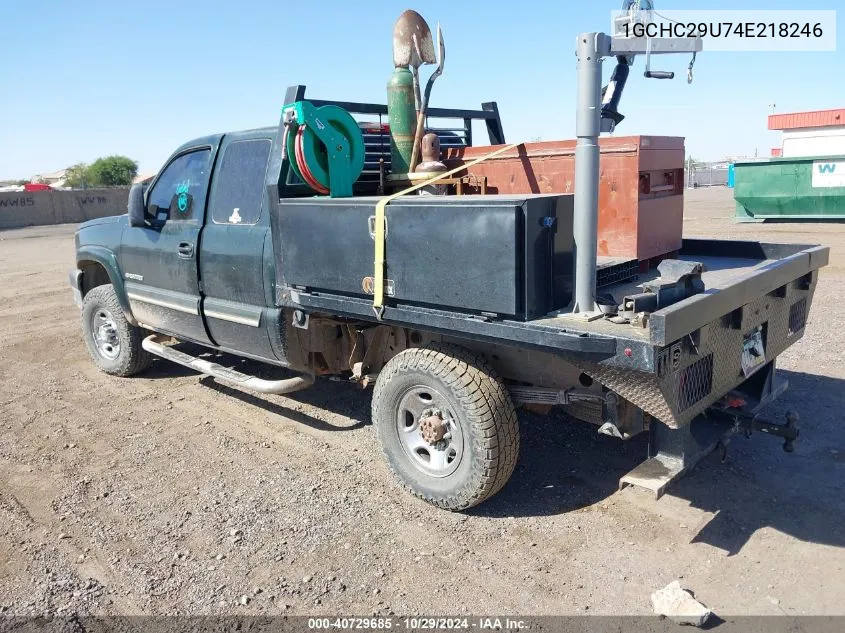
[{"x1": 141, "y1": 335, "x2": 314, "y2": 395}]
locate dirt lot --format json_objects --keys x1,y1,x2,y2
[{"x1": 1, "y1": 187, "x2": 843, "y2": 618}]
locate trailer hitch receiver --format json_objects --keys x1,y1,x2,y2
[{"x1": 739, "y1": 410, "x2": 800, "y2": 453}]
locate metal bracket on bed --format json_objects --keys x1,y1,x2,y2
[
  {"x1": 620, "y1": 415, "x2": 736, "y2": 499},
  {"x1": 620, "y1": 403, "x2": 799, "y2": 499}
]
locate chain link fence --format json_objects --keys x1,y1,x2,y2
[{"x1": 685, "y1": 161, "x2": 730, "y2": 188}]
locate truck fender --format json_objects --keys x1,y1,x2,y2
[{"x1": 76, "y1": 245, "x2": 138, "y2": 326}]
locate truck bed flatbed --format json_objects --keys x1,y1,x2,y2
[
  {"x1": 532, "y1": 252, "x2": 775, "y2": 341},
  {"x1": 596, "y1": 254, "x2": 770, "y2": 300},
  {"x1": 285, "y1": 234, "x2": 826, "y2": 430},
  {"x1": 286, "y1": 238, "x2": 827, "y2": 356}
]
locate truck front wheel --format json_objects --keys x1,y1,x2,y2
[
  {"x1": 81, "y1": 284, "x2": 152, "y2": 377},
  {"x1": 372, "y1": 343, "x2": 520, "y2": 511}
]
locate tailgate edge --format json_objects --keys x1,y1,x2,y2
[{"x1": 649, "y1": 246, "x2": 828, "y2": 346}]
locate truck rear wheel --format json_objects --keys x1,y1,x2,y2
[
  {"x1": 81, "y1": 284, "x2": 152, "y2": 377},
  {"x1": 372, "y1": 343, "x2": 519, "y2": 510}
]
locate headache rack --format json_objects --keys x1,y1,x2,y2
[{"x1": 280, "y1": 84, "x2": 505, "y2": 193}]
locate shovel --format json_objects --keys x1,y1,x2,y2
[
  {"x1": 409, "y1": 24, "x2": 445, "y2": 173},
  {"x1": 392, "y1": 9, "x2": 436, "y2": 110}
]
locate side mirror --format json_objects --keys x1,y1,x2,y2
[{"x1": 127, "y1": 183, "x2": 147, "y2": 227}]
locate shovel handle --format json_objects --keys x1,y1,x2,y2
[
  {"x1": 410, "y1": 26, "x2": 445, "y2": 173},
  {"x1": 409, "y1": 111, "x2": 426, "y2": 173}
]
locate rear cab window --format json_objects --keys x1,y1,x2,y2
[{"x1": 209, "y1": 139, "x2": 272, "y2": 225}]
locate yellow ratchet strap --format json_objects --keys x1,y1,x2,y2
[{"x1": 372, "y1": 142, "x2": 522, "y2": 319}]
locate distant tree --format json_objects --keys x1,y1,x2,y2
[
  {"x1": 15, "y1": 179, "x2": 29, "y2": 186},
  {"x1": 64, "y1": 163, "x2": 90, "y2": 189},
  {"x1": 86, "y1": 156, "x2": 138, "y2": 187}
]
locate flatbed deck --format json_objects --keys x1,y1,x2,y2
[
  {"x1": 533, "y1": 253, "x2": 774, "y2": 341},
  {"x1": 599, "y1": 254, "x2": 770, "y2": 300},
  {"x1": 286, "y1": 238, "x2": 827, "y2": 359}
]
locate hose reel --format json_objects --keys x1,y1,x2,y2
[{"x1": 282, "y1": 101, "x2": 365, "y2": 197}]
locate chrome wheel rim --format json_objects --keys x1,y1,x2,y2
[
  {"x1": 91, "y1": 308, "x2": 120, "y2": 360},
  {"x1": 395, "y1": 385, "x2": 464, "y2": 478}
]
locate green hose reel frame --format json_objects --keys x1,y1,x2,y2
[{"x1": 282, "y1": 100, "x2": 365, "y2": 198}]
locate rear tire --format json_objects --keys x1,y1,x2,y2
[
  {"x1": 81, "y1": 284, "x2": 152, "y2": 377},
  {"x1": 372, "y1": 343, "x2": 519, "y2": 511}
]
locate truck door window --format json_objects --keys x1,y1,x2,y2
[
  {"x1": 210, "y1": 139, "x2": 272, "y2": 225},
  {"x1": 146, "y1": 148, "x2": 212, "y2": 224}
]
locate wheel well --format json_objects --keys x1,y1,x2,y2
[{"x1": 79, "y1": 261, "x2": 112, "y2": 297}]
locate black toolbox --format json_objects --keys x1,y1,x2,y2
[{"x1": 272, "y1": 194, "x2": 575, "y2": 320}]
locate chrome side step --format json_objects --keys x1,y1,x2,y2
[{"x1": 141, "y1": 335, "x2": 313, "y2": 395}]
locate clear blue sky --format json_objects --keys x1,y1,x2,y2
[{"x1": 0, "y1": 0, "x2": 841, "y2": 179}]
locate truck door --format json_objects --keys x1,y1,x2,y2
[
  {"x1": 121, "y1": 147, "x2": 213, "y2": 344},
  {"x1": 199, "y1": 135, "x2": 276, "y2": 359}
]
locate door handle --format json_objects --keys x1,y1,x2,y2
[{"x1": 177, "y1": 242, "x2": 194, "y2": 258}]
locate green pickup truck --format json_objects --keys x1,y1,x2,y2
[{"x1": 70, "y1": 87, "x2": 828, "y2": 511}]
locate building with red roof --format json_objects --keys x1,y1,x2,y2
[{"x1": 769, "y1": 109, "x2": 845, "y2": 158}]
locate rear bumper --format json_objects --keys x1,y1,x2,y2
[
  {"x1": 576, "y1": 241, "x2": 828, "y2": 430},
  {"x1": 620, "y1": 361, "x2": 798, "y2": 498},
  {"x1": 69, "y1": 268, "x2": 83, "y2": 308}
]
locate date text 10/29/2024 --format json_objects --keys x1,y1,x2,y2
[{"x1": 308, "y1": 617, "x2": 528, "y2": 630}]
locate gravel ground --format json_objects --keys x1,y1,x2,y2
[{"x1": 0, "y1": 187, "x2": 843, "y2": 617}]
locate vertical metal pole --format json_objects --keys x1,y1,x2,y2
[{"x1": 573, "y1": 33, "x2": 605, "y2": 314}]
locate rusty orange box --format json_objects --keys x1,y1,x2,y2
[{"x1": 445, "y1": 136, "x2": 685, "y2": 263}]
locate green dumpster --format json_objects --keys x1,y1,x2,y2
[{"x1": 734, "y1": 155, "x2": 845, "y2": 222}]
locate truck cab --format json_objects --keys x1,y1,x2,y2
[
  {"x1": 120, "y1": 130, "x2": 282, "y2": 361},
  {"x1": 73, "y1": 128, "x2": 290, "y2": 370}
]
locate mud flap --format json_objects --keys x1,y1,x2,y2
[{"x1": 69, "y1": 268, "x2": 84, "y2": 308}]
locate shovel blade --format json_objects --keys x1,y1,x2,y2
[{"x1": 392, "y1": 9, "x2": 436, "y2": 68}]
